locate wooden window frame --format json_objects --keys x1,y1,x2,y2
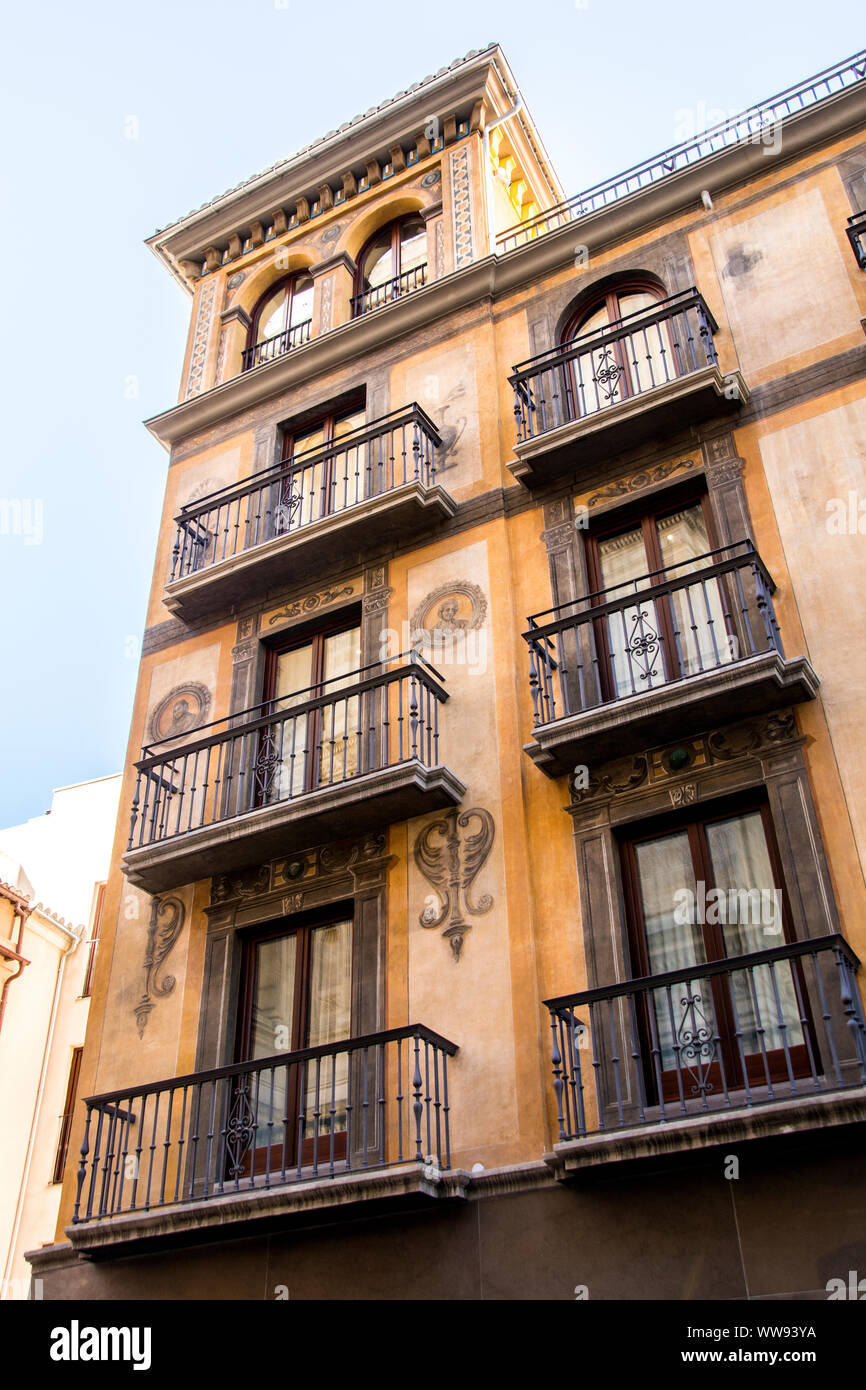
[
  {"x1": 234, "y1": 902, "x2": 355, "y2": 1172},
  {"x1": 354, "y1": 213, "x2": 427, "y2": 300},
  {"x1": 561, "y1": 276, "x2": 667, "y2": 344},
  {"x1": 618, "y1": 791, "x2": 817, "y2": 1097},
  {"x1": 560, "y1": 276, "x2": 668, "y2": 412},
  {"x1": 81, "y1": 881, "x2": 106, "y2": 999},
  {"x1": 584, "y1": 485, "x2": 724, "y2": 701},
  {"x1": 247, "y1": 271, "x2": 313, "y2": 352},
  {"x1": 259, "y1": 607, "x2": 363, "y2": 798},
  {"x1": 276, "y1": 400, "x2": 366, "y2": 523},
  {"x1": 52, "y1": 1047, "x2": 83, "y2": 1184}
]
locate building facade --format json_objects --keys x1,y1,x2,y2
[
  {"x1": 30, "y1": 46, "x2": 866, "y2": 1300},
  {"x1": 0, "y1": 775, "x2": 121, "y2": 1299}
]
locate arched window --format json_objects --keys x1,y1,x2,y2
[
  {"x1": 561, "y1": 279, "x2": 666, "y2": 344},
  {"x1": 353, "y1": 214, "x2": 427, "y2": 316},
  {"x1": 244, "y1": 272, "x2": 314, "y2": 370},
  {"x1": 560, "y1": 278, "x2": 676, "y2": 417}
]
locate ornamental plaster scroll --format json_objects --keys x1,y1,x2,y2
[
  {"x1": 414, "y1": 807, "x2": 494, "y2": 961},
  {"x1": 134, "y1": 895, "x2": 186, "y2": 1038}
]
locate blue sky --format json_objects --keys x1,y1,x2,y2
[{"x1": 0, "y1": 0, "x2": 862, "y2": 826}]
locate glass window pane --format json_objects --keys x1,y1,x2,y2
[
  {"x1": 572, "y1": 303, "x2": 610, "y2": 338},
  {"x1": 319, "y1": 628, "x2": 362, "y2": 785},
  {"x1": 269, "y1": 644, "x2": 314, "y2": 800},
  {"x1": 656, "y1": 505, "x2": 710, "y2": 566},
  {"x1": 705, "y1": 812, "x2": 800, "y2": 1054},
  {"x1": 333, "y1": 409, "x2": 366, "y2": 438},
  {"x1": 569, "y1": 302, "x2": 617, "y2": 415},
  {"x1": 635, "y1": 831, "x2": 715, "y2": 1074},
  {"x1": 330, "y1": 411, "x2": 368, "y2": 510},
  {"x1": 274, "y1": 643, "x2": 314, "y2": 704},
  {"x1": 289, "y1": 275, "x2": 313, "y2": 327},
  {"x1": 307, "y1": 920, "x2": 353, "y2": 1047},
  {"x1": 362, "y1": 228, "x2": 394, "y2": 289},
  {"x1": 597, "y1": 527, "x2": 665, "y2": 695},
  {"x1": 259, "y1": 284, "x2": 289, "y2": 341},
  {"x1": 656, "y1": 505, "x2": 730, "y2": 676},
  {"x1": 615, "y1": 291, "x2": 671, "y2": 396},
  {"x1": 635, "y1": 832, "x2": 704, "y2": 973},
  {"x1": 305, "y1": 920, "x2": 353, "y2": 1139},
  {"x1": 251, "y1": 935, "x2": 297, "y2": 1059},
  {"x1": 399, "y1": 217, "x2": 426, "y2": 274},
  {"x1": 616, "y1": 290, "x2": 657, "y2": 320}
]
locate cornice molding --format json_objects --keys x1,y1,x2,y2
[
  {"x1": 145, "y1": 79, "x2": 866, "y2": 450},
  {"x1": 147, "y1": 48, "x2": 562, "y2": 285}
]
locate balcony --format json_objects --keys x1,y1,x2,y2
[
  {"x1": 351, "y1": 263, "x2": 427, "y2": 317},
  {"x1": 522, "y1": 541, "x2": 818, "y2": 776},
  {"x1": 241, "y1": 317, "x2": 312, "y2": 371},
  {"x1": 847, "y1": 211, "x2": 866, "y2": 270},
  {"x1": 165, "y1": 406, "x2": 455, "y2": 622},
  {"x1": 123, "y1": 653, "x2": 465, "y2": 893},
  {"x1": 68, "y1": 1025, "x2": 463, "y2": 1255},
  {"x1": 543, "y1": 934, "x2": 866, "y2": 1174},
  {"x1": 508, "y1": 290, "x2": 748, "y2": 483}
]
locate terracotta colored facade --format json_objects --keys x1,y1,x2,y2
[{"x1": 31, "y1": 46, "x2": 866, "y2": 1300}]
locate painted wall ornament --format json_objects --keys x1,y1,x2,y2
[
  {"x1": 148, "y1": 682, "x2": 212, "y2": 745},
  {"x1": 434, "y1": 383, "x2": 468, "y2": 470},
  {"x1": 211, "y1": 864, "x2": 270, "y2": 903},
  {"x1": 268, "y1": 584, "x2": 354, "y2": 626},
  {"x1": 134, "y1": 895, "x2": 186, "y2": 1038},
  {"x1": 410, "y1": 580, "x2": 487, "y2": 641},
  {"x1": 414, "y1": 807, "x2": 495, "y2": 961}
]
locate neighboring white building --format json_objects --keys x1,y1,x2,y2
[{"x1": 0, "y1": 774, "x2": 121, "y2": 1300}]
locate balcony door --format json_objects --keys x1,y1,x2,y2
[
  {"x1": 587, "y1": 496, "x2": 733, "y2": 701},
  {"x1": 275, "y1": 405, "x2": 367, "y2": 533},
  {"x1": 234, "y1": 912, "x2": 354, "y2": 1176},
  {"x1": 622, "y1": 802, "x2": 815, "y2": 1104},
  {"x1": 257, "y1": 619, "x2": 362, "y2": 805},
  {"x1": 563, "y1": 283, "x2": 673, "y2": 419}
]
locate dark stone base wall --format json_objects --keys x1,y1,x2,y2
[{"x1": 36, "y1": 1133, "x2": 866, "y2": 1301}]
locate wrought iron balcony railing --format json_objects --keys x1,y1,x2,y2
[
  {"x1": 497, "y1": 50, "x2": 866, "y2": 253},
  {"x1": 241, "y1": 317, "x2": 312, "y2": 371},
  {"x1": 524, "y1": 541, "x2": 783, "y2": 728},
  {"x1": 127, "y1": 652, "x2": 448, "y2": 852},
  {"x1": 169, "y1": 405, "x2": 442, "y2": 585},
  {"x1": 72, "y1": 1025, "x2": 457, "y2": 1223},
  {"x1": 351, "y1": 263, "x2": 427, "y2": 317},
  {"x1": 545, "y1": 935, "x2": 866, "y2": 1142},
  {"x1": 847, "y1": 210, "x2": 866, "y2": 270},
  {"x1": 510, "y1": 289, "x2": 719, "y2": 444}
]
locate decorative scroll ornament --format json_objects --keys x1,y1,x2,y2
[
  {"x1": 134, "y1": 895, "x2": 186, "y2": 1038},
  {"x1": 584, "y1": 457, "x2": 697, "y2": 509},
  {"x1": 591, "y1": 345, "x2": 624, "y2": 403},
  {"x1": 414, "y1": 807, "x2": 494, "y2": 962},
  {"x1": 224, "y1": 1076, "x2": 256, "y2": 1176},
  {"x1": 268, "y1": 584, "x2": 354, "y2": 626},
  {"x1": 676, "y1": 990, "x2": 717, "y2": 1095}
]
